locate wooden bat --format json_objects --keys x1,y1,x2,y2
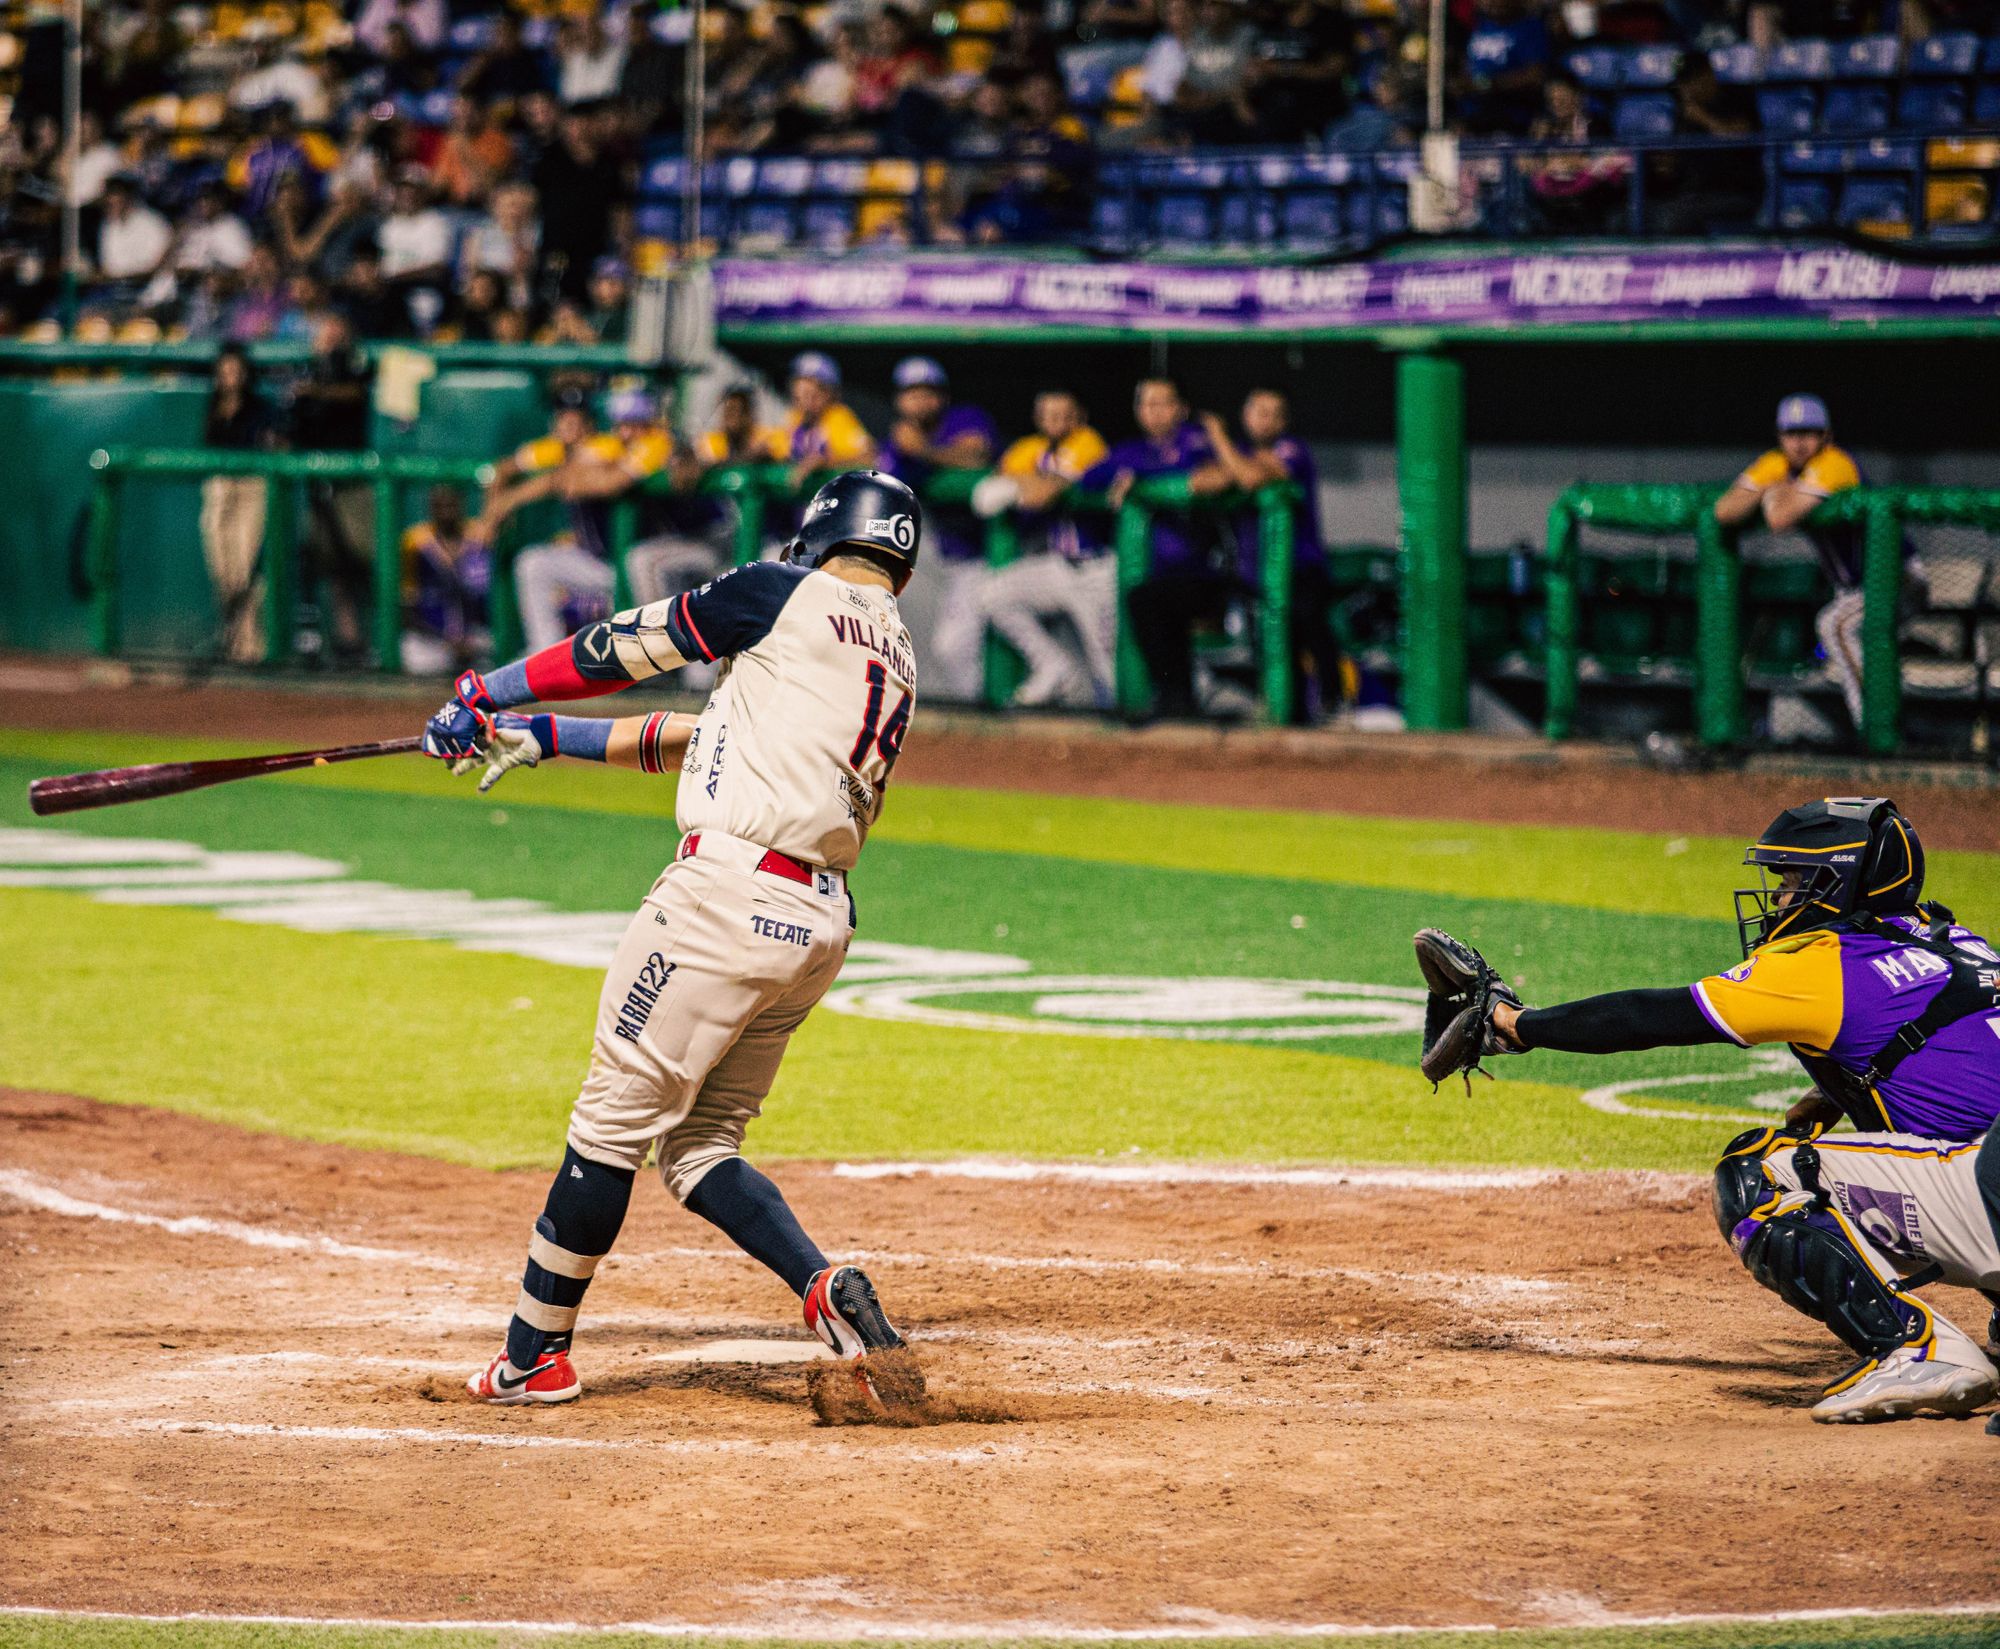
[{"x1": 27, "y1": 736, "x2": 425, "y2": 817}]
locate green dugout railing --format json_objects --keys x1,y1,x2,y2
[{"x1": 1545, "y1": 483, "x2": 2000, "y2": 757}]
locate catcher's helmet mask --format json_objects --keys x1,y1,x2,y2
[
  {"x1": 781, "y1": 469, "x2": 922, "y2": 592},
  {"x1": 1734, "y1": 797, "x2": 1925, "y2": 957}
]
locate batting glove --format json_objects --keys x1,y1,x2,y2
[
  {"x1": 421, "y1": 669, "x2": 506, "y2": 772},
  {"x1": 472, "y1": 713, "x2": 551, "y2": 794}
]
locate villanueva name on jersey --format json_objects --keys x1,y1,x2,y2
[{"x1": 826, "y1": 614, "x2": 915, "y2": 684}]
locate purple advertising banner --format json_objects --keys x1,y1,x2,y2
[{"x1": 715, "y1": 249, "x2": 2000, "y2": 332}]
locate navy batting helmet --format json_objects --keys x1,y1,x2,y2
[
  {"x1": 781, "y1": 469, "x2": 922, "y2": 589},
  {"x1": 1734, "y1": 797, "x2": 1924, "y2": 956}
]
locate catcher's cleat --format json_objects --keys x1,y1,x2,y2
[
  {"x1": 804, "y1": 1265, "x2": 925, "y2": 1405},
  {"x1": 467, "y1": 1348, "x2": 581, "y2": 1405},
  {"x1": 1810, "y1": 1325, "x2": 1997, "y2": 1424},
  {"x1": 1985, "y1": 1299, "x2": 2000, "y2": 1359}
]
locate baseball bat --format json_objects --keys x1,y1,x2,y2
[{"x1": 27, "y1": 736, "x2": 424, "y2": 817}]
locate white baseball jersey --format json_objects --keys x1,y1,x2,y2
[{"x1": 604, "y1": 562, "x2": 917, "y2": 870}]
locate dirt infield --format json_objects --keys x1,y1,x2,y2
[
  {"x1": 5, "y1": 660, "x2": 1994, "y2": 850},
  {"x1": 2, "y1": 1088, "x2": 1994, "y2": 1634}
]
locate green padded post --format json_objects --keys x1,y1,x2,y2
[
  {"x1": 1543, "y1": 494, "x2": 1579, "y2": 740},
  {"x1": 610, "y1": 497, "x2": 638, "y2": 610},
  {"x1": 373, "y1": 476, "x2": 402, "y2": 673},
  {"x1": 1114, "y1": 500, "x2": 1153, "y2": 717},
  {"x1": 1397, "y1": 351, "x2": 1468, "y2": 730},
  {"x1": 1860, "y1": 494, "x2": 1902, "y2": 756},
  {"x1": 262, "y1": 476, "x2": 295, "y2": 666},
  {"x1": 487, "y1": 522, "x2": 522, "y2": 662},
  {"x1": 86, "y1": 470, "x2": 123, "y2": 657},
  {"x1": 1255, "y1": 483, "x2": 1295, "y2": 726},
  {"x1": 1693, "y1": 510, "x2": 1744, "y2": 748},
  {"x1": 982, "y1": 508, "x2": 1024, "y2": 708}
]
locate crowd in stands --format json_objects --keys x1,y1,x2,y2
[{"x1": 2, "y1": 0, "x2": 1997, "y2": 336}]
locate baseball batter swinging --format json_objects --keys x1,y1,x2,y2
[
  {"x1": 420, "y1": 469, "x2": 925, "y2": 1407},
  {"x1": 1416, "y1": 798, "x2": 2000, "y2": 1424}
]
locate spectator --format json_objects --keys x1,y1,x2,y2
[
  {"x1": 532, "y1": 108, "x2": 617, "y2": 299},
  {"x1": 584, "y1": 257, "x2": 631, "y2": 344},
  {"x1": 64, "y1": 110, "x2": 123, "y2": 208},
  {"x1": 231, "y1": 104, "x2": 324, "y2": 223},
  {"x1": 1649, "y1": 54, "x2": 1759, "y2": 235},
  {"x1": 1080, "y1": 377, "x2": 1231, "y2": 721},
  {"x1": 1141, "y1": 0, "x2": 1258, "y2": 146},
  {"x1": 199, "y1": 343, "x2": 278, "y2": 664},
  {"x1": 557, "y1": 15, "x2": 627, "y2": 108},
  {"x1": 376, "y1": 23, "x2": 440, "y2": 102},
  {"x1": 377, "y1": 169, "x2": 453, "y2": 322},
  {"x1": 94, "y1": 174, "x2": 170, "y2": 288},
  {"x1": 336, "y1": 245, "x2": 408, "y2": 339},
  {"x1": 975, "y1": 389, "x2": 1115, "y2": 708},
  {"x1": 106, "y1": 0, "x2": 184, "y2": 114},
  {"x1": 1714, "y1": 395, "x2": 1891, "y2": 736},
  {"x1": 458, "y1": 11, "x2": 548, "y2": 105},
  {"x1": 1326, "y1": 64, "x2": 1419, "y2": 150},
  {"x1": 287, "y1": 309, "x2": 375, "y2": 657},
  {"x1": 882, "y1": 356, "x2": 998, "y2": 701},
  {"x1": 399, "y1": 484, "x2": 492, "y2": 675},
  {"x1": 460, "y1": 179, "x2": 542, "y2": 310},
  {"x1": 1525, "y1": 73, "x2": 1630, "y2": 230},
  {"x1": 1198, "y1": 389, "x2": 1339, "y2": 723},
  {"x1": 356, "y1": 0, "x2": 446, "y2": 58},
  {"x1": 852, "y1": 9, "x2": 941, "y2": 125},
  {"x1": 449, "y1": 268, "x2": 509, "y2": 342},
  {"x1": 432, "y1": 97, "x2": 515, "y2": 207},
  {"x1": 231, "y1": 44, "x2": 331, "y2": 124},
  {"x1": 619, "y1": 7, "x2": 684, "y2": 138},
  {"x1": 794, "y1": 24, "x2": 866, "y2": 142},
  {"x1": 168, "y1": 180, "x2": 254, "y2": 281},
  {"x1": 328, "y1": 108, "x2": 391, "y2": 203},
  {"x1": 1246, "y1": 0, "x2": 1352, "y2": 145},
  {"x1": 1461, "y1": 0, "x2": 1554, "y2": 136},
  {"x1": 771, "y1": 351, "x2": 875, "y2": 494}
]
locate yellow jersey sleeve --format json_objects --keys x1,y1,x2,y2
[
  {"x1": 1693, "y1": 932, "x2": 1844, "y2": 1050},
  {"x1": 1797, "y1": 445, "x2": 1861, "y2": 499},
  {"x1": 1057, "y1": 427, "x2": 1110, "y2": 478},
  {"x1": 698, "y1": 429, "x2": 730, "y2": 464},
  {"x1": 768, "y1": 415, "x2": 800, "y2": 462},
  {"x1": 618, "y1": 428, "x2": 672, "y2": 479},
  {"x1": 514, "y1": 435, "x2": 566, "y2": 474},
  {"x1": 822, "y1": 403, "x2": 874, "y2": 463},
  {"x1": 999, "y1": 436, "x2": 1047, "y2": 478},
  {"x1": 1734, "y1": 450, "x2": 1788, "y2": 492}
]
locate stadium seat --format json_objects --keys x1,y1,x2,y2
[
  {"x1": 1060, "y1": 41, "x2": 1147, "y2": 111},
  {"x1": 1820, "y1": 85, "x2": 1889, "y2": 135},
  {"x1": 643, "y1": 155, "x2": 686, "y2": 197},
  {"x1": 636, "y1": 202, "x2": 680, "y2": 242},
  {"x1": 1981, "y1": 37, "x2": 2000, "y2": 75},
  {"x1": 1281, "y1": 192, "x2": 1344, "y2": 245},
  {"x1": 1612, "y1": 92, "x2": 1676, "y2": 140},
  {"x1": 1779, "y1": 140, "x2": 1845, "y2": 174},
  {"x1": 1623, "y1": 46, "x2": 1681, "y2": 87},
  {"x1": 1769, "y1": 39, "x2": 1834, "y2": 80},
  {"x1": 1840, "y1": 176, "x2": 1912, "y2": 226},
  {"x1": 857, "y1": 159, "x2": 918, "y2": 240},
  {"x1": 812, "y1": 158, "x2": 872, "y2": 195},
  {"x1": 1215, "y1": 192, "x2": 1273, "y2": 245},
  {"x1": 418, "y1": 88, "x2": 455, "y2": 127},
  {"x1": 1909, "y1": 32, "x2": 1979, "y2": 77},
  {"x1": 1567, "y1": 47, "x2": 1623, "y2": 89},
  {"x1": 1294, "y1": 152, "x2": 1358, "y2": 186},
  {"x1": 1847, "y1": 137, "x2": 1920, "y2": 171},
  {"x1": 447, "y1": 16, "x2": 493, "y2": 51},
  {"x1": 1835, "y1": 35, "x2": 1900, "y2": 79},
  {"x1": 735, "y1": 200, "x2": 795, "y2": 247},
  {"x1": 1153, "y1": 194, "x2": 1214, "y2": 244},
  {"x1": 1774, "y1": 178, "x2": 1833, "y2": 228},
  {"x1": 1709, "y1": 43, "x2": 1766, "y2": 84},
  {"x1": 521, "y1": 16, "x2": 555, "y2": 48},
  {"x1": 1897, "y1": 82, "x2": 1966, "y2": 129},
  {"x1": 1090, "y1": 194, "x2": 1138, "y2": 245},
  {"x1": 1348, "y1": 189, "x2": 1407, "y2": 238},
  {"x1": 1756, "y1": 86, "x2": 1818, "y2": 133},
  {"x1": 1974, "y1": 83, "x2": 2000, "y2": 125},
  {"x1": 720, "y1": 156, "x2": 760, "y2": 197},
  {"x1": 801, "y1": 200, "x2": 857, "y2": 249},
  {"x1": 757, "y1": 157, "x2": 814, "y2": 197}
]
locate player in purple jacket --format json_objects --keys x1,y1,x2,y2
[
  {"x1": 882, "y1": 356, "x2": 997, "y2": 701},
  {"x1": 1079, "y1": 377, "x2": 1231, "y2": 720}
]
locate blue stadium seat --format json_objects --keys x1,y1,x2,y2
[
  {"x1": 1215, "y1": 193, "x2": 1274, "y2": 245},
  {"x1": 1281, "y1": 192, "x2": 1344, "y2": 244},
  {"x1": 1709, "y1": 44, "x2": 1767, "y2": 84},
  {"x1": 1249, "y1": 154, "x2": 1302, "y2": 188},
  {"x1": 1820, "y1": 85, "x2": 1889, "y2": 135},
  {"x1": 1567, "y1": 48, "x2": 1623, "y2": 89},
  {"x1": 1896, "y1": 82, "x2": 1965, "y2": 129},
  {"x1": 1164, "y1": 155, "x2": 1231, "y2": 190},
  {"x1": 1769, "y1": 39, "x2": 1834, "y2": 80},
  {"x1": 636, "y1": 202, "x2": 680, "y2": 241},
  {"x1": 1294, "y1": 153, "x2": 1358, "y2": 186},
  {"x1": 1060, "y1": 42, "x2": 1147, "y2": 110},
  {"x1": 417, "y1": 89, "x2": 455, "y2": 127},
  {"x1": 1835, "y1": 35, "x2": 1901, "y2": 79},
  {"x1": 1774, "y1": 178, "x2": 1833, "y2": 228},
  {"x1": 1153, "y1": 194, "x2": 1214, "y2": 244},
  {"x1": 1982, "y1": 37, "x2": 2000, "y2": 74},
  {"x1": 447, "y1": 17, "x2": 493, "y2": 52},
  {"x1": 1090, "y1": 194, "x2": 1138, "y2": 245},
  {"x1": 757, "y1": 157, "x2": 814, "y2": 197},
  {"x1": 1756, "y1": 86, "x2": 1818, "y2": 133},
  {"x1": 643, "y1": 156, "x2": 686, "y2": 198},
  {"x1": 801, "y1": 201, "x2": 856, "y2": 248},
  {"x1": 1846, "y1": 137, "x2": 1920, "y2": 171},
  {"x1": 720, "y1": 157, "x2": 760, "y2": 198},
  {"x1": 1839, "y1": 177, "x2": 1912, "y2": 226},
  {"x1": 1623, "y1": 47, "x2": 1682, "y2": 88},
  {"x1": 1909, "y1": 32, "x2": 1979, "y2": 77},
  {"x1": 735, "y1": 201, "x2": 795, "y2": 246},
  {"x1": 1347, "y1": 190, "x2": 1406, "y2": 237},
  {"x1": 1976, "y1": 83, "x2": 2000, "y2": 124},
  {"x1": 1612, "y1": 92, "x2": 1676, "y2": 140},
  {"x1": 812, "y1": 159, "x2": 872, "y2": 195},
  {"x1": 1780, "y1": 140, "x2": 1846, "y2": 174},
  {"x1": 521, "y1": 16, "x2": 556, "y2": 49}
]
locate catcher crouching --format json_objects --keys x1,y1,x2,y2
[{"x1": 1416, "y1": 797, "x2": 2000, "y2": 1425}]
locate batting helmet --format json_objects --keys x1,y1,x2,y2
[
  {"x1": 1734, "y1": 797, "x2": 1924, "y2": 956},
  {"x1": 781, "y1": 469, "x2": 922, "y2": 589}
]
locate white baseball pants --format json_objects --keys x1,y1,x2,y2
[
  {"x1": 1815, "y1": 588, "x2": 1866, "y2": 728},
  {"x1": 979, "y1": 552, "x2": 1118, "y2": 708}
]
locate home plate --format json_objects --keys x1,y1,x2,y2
[{"x1": 657, "y1": 1339, "x2": 834, "y2": 1365}]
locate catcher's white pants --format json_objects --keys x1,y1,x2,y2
[
  {"x1": 516, "y1": 542, "x2": 613, "y2": 653},
  {"x1": 979, "y1": 553, "x2": 1117, "y2": 708},
  {"x1": 1763, "y1": 1131, "x2": 1998, "y2": 1293},
  {"x1": 929, "y1": 559, "x2": 989, "y2": 703},
  {"x1": 566, "y1": 833, "x2": 852, "y2": 1203},
  {"x1": 1815, "y1": 587, "x2": 1866, "y2": 728}
]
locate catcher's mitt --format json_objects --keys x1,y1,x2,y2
[{"x1": 1413, "y1": 928, "x2": 1524, "y2": 1092}]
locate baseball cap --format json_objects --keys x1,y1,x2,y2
[
  {"x1": 788, "y1": 350, "x2": 841, "y2": 389},
  {"x1": 607, "y1": 384, "x2": 657, "y2": 425},
  {"x1": 1776, "y1": 393, "x2": 1830, "y2": 432},
  {"x1": 591, "y1": 255, "x2": 629, "y2": 283},
  {"x1": 893, "y1": 355, "x2": 949, "y2": 391}
]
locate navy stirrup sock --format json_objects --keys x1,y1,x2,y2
[
  {"x1": 505, "y1": 1146, "x2": 635, "y2": 1371},
  {"x1": 684, "y1": 1156, "x2": 829, "y2": 1298}
]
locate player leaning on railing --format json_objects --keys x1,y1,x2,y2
[
  {"x1": 1415, "y1": 798, "x2": 2000, "y2": 1425},
  {"x1": 419, "y1": 469, "x2": 926, "y2": 1412}
]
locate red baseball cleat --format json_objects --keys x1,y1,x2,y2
[
  {"x1": 803, "y1": 1265, "x2": 925, "y2": 1406},
  {"x1": 466, "y1": 1348, "x2": 581, "y2": 1405}
]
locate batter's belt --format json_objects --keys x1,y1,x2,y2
[{"x1": 677, "y1": 830, "x2": 846, "y2": 899}]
